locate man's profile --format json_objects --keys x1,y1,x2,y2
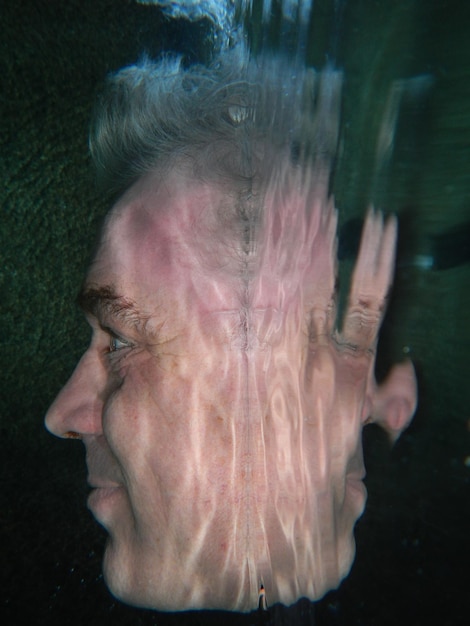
[{"x1": 45, "y1": 51, "x2": 417, "y2": 612}]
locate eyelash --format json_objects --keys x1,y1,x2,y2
[
  {"x1": 109, "y1": 335, "x2": 132, "y2": 352},
  {"x1": 102, "y1": 325, "x2": 133, "y2": 354}
]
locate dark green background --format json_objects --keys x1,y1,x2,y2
[{"x1": 1, "y1": 1, "x2": 469, "y2": 624}]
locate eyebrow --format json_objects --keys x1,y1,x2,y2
[{"x1": 77, "y1": 285, "x2": 148, "y2": 332}]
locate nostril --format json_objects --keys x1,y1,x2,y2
[{"x1": 63, "y1": 431, "x2": 82, "y2": 439}]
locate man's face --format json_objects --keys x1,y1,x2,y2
[{"x1": 45, "y1": 169, "x2": 416, "y2": 612}]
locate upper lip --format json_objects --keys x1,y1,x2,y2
[
  {"x1": 347, "y1": 471, "x2": 366, "y2": 482},
  {"x1": 87, "y1": 477, "x2": 123, "y2": 489}
]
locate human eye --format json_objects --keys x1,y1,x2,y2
[
  {"x1": 102, "y1": 325, "x2": 134, "y2": 353},
  {"x1": 109, "y1": 334, "x2": 133, "y2": 352}
]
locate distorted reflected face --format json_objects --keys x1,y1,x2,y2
[{"x1": 45, "y1": 167, "x2": 417, "y2": 612}]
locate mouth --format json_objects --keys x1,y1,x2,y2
[
  {"x1": 347, "y1": 469, "x2": 366, "y2": 482},
  {"x1": 88, "y1": 477, "x2": 123, "y2": 489},
  {"x1": 87, "y1": 481, "x2": 125, "y2": 520},
  {"x1": 345, "y1": 472, "x2": 367, "y2": 517}
]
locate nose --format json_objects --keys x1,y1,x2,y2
[{"x1": 45, "y1": 350, "x2": 104, "y2": 439}]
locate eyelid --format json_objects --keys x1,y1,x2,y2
[
  {"x1": 101, "y1": 324, "x2": 134, "y2": 352},
  {"x1": 110, "y1": 335, "x2": 132, "y2": 352}
]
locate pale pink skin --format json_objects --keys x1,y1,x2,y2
[{"x1": 45, "y1": 167, "x2": 417, "y2": 612}]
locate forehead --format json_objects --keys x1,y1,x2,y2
[{"x1": 86, "y1": 172, "x2": 243, "y2": 311}]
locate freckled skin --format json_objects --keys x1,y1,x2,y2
[{"x1": 45, "y1": 168, "x2": 417, "y2": 612}]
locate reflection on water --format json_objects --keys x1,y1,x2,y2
[{"x1": 1, "y1": 0, "x2": 469, "y2": 625}]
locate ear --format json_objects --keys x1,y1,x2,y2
[{"x1": 369, "y1": 360, "x2": 418, "y2": 443}]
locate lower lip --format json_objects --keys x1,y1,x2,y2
[
  {"x1": 346, "y1": 476, "x2": 367, "y2": 512},
  {"x1": 87, "y1": 486, "x2": 124, "y2": 518}
]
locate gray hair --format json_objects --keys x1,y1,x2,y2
[{"x1": 89, "y1": 48, "x2": 342, "y2": 198}]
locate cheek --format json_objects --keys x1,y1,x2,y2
[
  {"x1": 101, "y1": 357, "x2": 164, "y2": 467},
  {"x1": 102, "y1": 351, "x2": 232, "y2": 484}
]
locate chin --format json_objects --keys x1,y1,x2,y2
[
  {"x1": 101, "y1": 534, "x2": 178, "y2": 611},
  {"x1": 102, "y1": 537, "x2": 148, "y2": 608},
  {"x1": 100, "y1": 527, "x2": 361, "y2": 613},
  {"x1": 98, "y1": 480, "x2": 367, "y2": 613}
]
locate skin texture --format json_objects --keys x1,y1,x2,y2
[{"x1": 45, "y1": 167, "x2": 417, "y2": 612}]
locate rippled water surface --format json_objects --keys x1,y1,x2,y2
[{"x1": 1, "y1": 1, "x2": 469, "y2": 624}]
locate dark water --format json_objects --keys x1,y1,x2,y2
[{"x1": 1, "y1": 0, "x2": 469, "y2": 624}]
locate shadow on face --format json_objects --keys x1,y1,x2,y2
[{"x1": 45, "y1": 166, "x2": 417, "y2": 612}]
